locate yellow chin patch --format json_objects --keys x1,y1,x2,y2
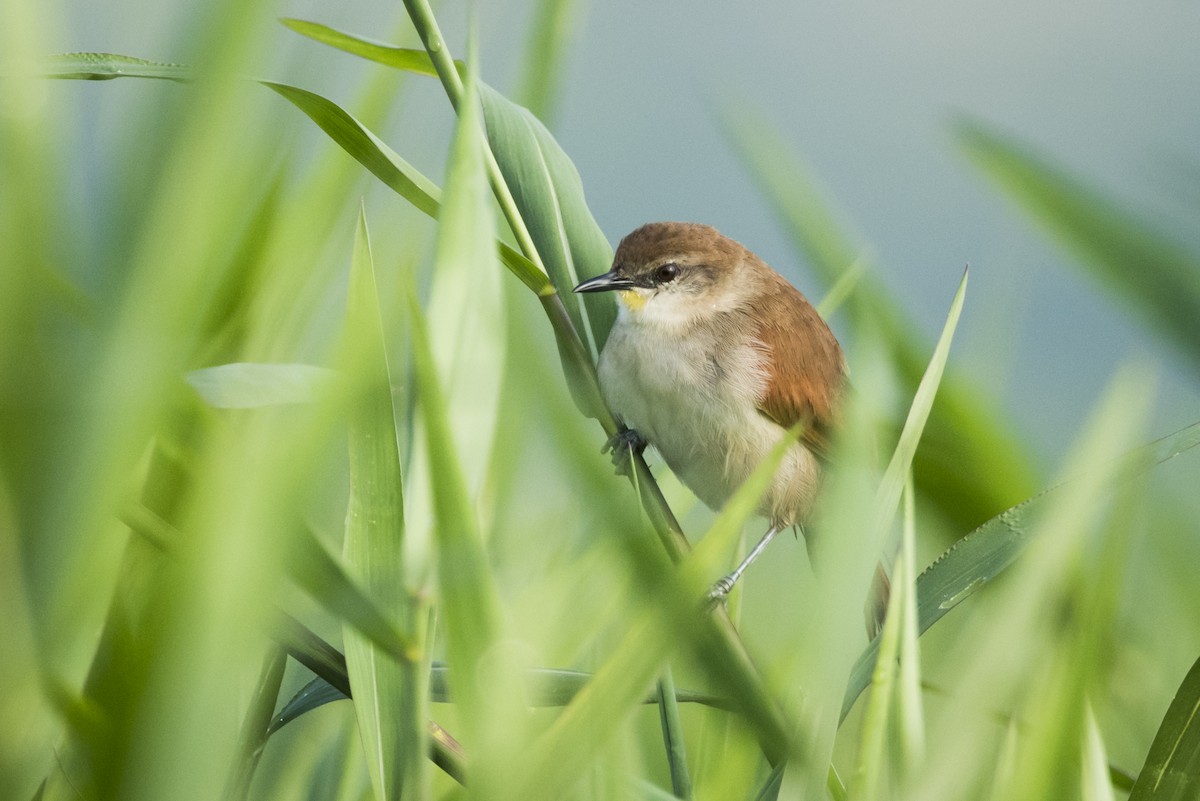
[{"x1": 618, "y1": 290, "x2": 646, "y2": 312}]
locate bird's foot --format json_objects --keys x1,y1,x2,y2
[
  {"x1": 603, "y1": 428, "x2": 647, "y2": 477},
  {"x1": 706, "y1": 575, "x2": 737, "y2": 606}
]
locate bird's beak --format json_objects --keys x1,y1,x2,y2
[{"x1": 573, "y1": 269, "x2": 638, "y2": 293}]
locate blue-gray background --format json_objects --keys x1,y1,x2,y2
[{"x1": 64, "y1": 0, "x2": 1200, "y2": 467}]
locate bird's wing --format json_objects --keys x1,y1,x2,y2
[{"x1": 751, "y1": 280, "x2": 845, "y2": 462}]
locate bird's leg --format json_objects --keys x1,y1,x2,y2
[
  {"x1": 708, "y1": 523, "x2": 784, "y2": 602},
  {"x1": 603, "y1": 427, "x2": 647, "y2": 477}
]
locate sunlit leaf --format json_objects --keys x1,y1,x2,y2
[
  {"x1": 342, "y1": 208, "x2": 427, "y2": 801},
  {"x1": 1129, "y1": 652, "x2": 1200, "y2": 801}
]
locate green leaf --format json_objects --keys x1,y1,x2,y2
[
  {"x1": 841, "y1": 419, "x2": 1200, "y2": 721},
  {"x1": 269, "y1": 677, "x2": 347, "y2": 735},
  {"x1": 262, "y1": 79, "x2": 551, "y2": 294},
  {"x1": 280, "y1": 21, "x2": 615, "y2": 352},
  {"x1": 42, "y1": 52, "x2": 193, "y2": 81},
  {"x1": 479, "y1": 83, "x2": 616, "y2": 354},
  {"x1": 513, "y1": 0, "x2": 585, "y2": 124},
  {"x1": 264, "y1": 81, "x2": 441, "y2": 217},
  {"x1": 1129, "y1": 652, "x2": 1200, "y2": 800},
  {"x1": 185, "y1": 362, "x2": 336, "y2": 408},
  {"x1": 342, "y1": 208, "x2": 427, "y2": 801},
  {"x1": 871, "y1": 268, "x2": 968, "y2": 537},
  {"x1": 287, "y1": 527, "x2": 416, "y2": 664},
  {"x1": 404, "y1": 47, "x2": 526, "y2": 772},
  {"x1": 957, "y1": 119, "x2": 1200, "y2": 375},
  {"x1": 280, "y1": 19, "x2": 441, "y2": 76},
  {"x1": 424, "y1": 72, "x2": 506, "y2": 502}
]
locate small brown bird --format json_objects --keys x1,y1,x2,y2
[{"x1": 575, "y1": 222, "x2": 854, "y2": 602}]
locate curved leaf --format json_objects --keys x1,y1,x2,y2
[
  {"x1": 841, "y1": 419, "x2": 1200, "y2": 721},
  {"x1": 1129, "y1": 652, "x2": 1200, "y2": 800}
]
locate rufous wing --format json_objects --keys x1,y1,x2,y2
[{"x1": 751, "y1": 273, "x2": 846, "y2": 461}]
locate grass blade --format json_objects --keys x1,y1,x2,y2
[
  {"x1": 280, "y1": 19, "x2": 439, "y2": 76},
  {"x1": 657, "y1": 669, "x2": 694, "y2": 800},
  {"x1": 342, "y1": 208, "x2": 427, "y2": 801},
  {"x1": 42, "y1": 51, "x2": 192, "y2": 81},
  {"x1": 404, "y1": 43, "x2": 527, "y2": 785},
  {"x1": 1129, "y1": 652, "x2": 1200, "y2": 800},
  {"x1": 841, "y1": 418, "x2": 1200, "y2": 721}
]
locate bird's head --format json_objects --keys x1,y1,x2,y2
[{"x1": 573, "y1": 222, "x2": 754, "y2": 329}]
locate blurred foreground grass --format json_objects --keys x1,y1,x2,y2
[{"x1": 3, "y1": 2, "x2": 1200, "y2": 800}]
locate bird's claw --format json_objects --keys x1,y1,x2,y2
[
  {"x1": 603, "y1": 428, "x2": 647, "y2": 477},
  {"x1": 706, "y1": 576, "x2": 736, "y2": 606}
]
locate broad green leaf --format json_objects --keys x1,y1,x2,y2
[
  {"x1": 841, "y1": 418, "x2": 1200, "y2": 721},
  {"x1": 185, "y1": 362, "x2": 336, "y2": 408},
  {"x1": 423, "y1": 55, "x2": 506, "y2": 503},
  {"x1": 342, "y1": 208, "x2": 427, "y2": 801},
  {"x1": 479, "y1": 83, "x2": 616, "y2": 354},
  {"x1": 405, "y1": 47, "x2": 526, "y2": 778},
  {"x1": 957, "y1": 119, "x2": 1200, "y2": 375},
  {"x1": 279, "y1": 21, "x2": 615, "y2": 354},
  {"x1": 1129, "y1": 652, "x2": 1200, "y2": 800}
]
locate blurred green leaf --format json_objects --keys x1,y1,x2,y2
[
  {"x1": 1129, "y1": 652, "x2": 1200, "y2": 801},
  {"x1": 225, "y1": 647, "x2": 287, "y2": 801},
  {"x1": 43, "y1": 51, "x2": 193, "y2": 81},
  {"x1": 270, "y1": 665, "x2": 727, "y2": 734},
  {"x1": 514, "y1": 0, "x2": 585, "y2": 124},
  {"x1": 957, "y1": 119, "x2": 1200, "y2": 375},
  {"x1": 404, "y1": 46, "x2": 528, "y2": 779},
  {"x1": 342, "y1": 208, "x2": 427, "y2": 801},
  {"x1": 423, "y1": 82, "x2": 506, "y2": 502},
  {"x1": 841, "y1": 418, "x2": 1200, "y2": 721},
  {"x1": 185, "y1": 362, "x2": 336, "y2": 408},
  {"x1": 722, "y1": 107, "x2": 1039, "y2": 534}
]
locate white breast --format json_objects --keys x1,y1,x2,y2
[{"x1": 598, "y1": 304, "x2": 820, "y2": 524}]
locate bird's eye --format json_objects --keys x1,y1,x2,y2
[{"x1": 654, "y1": 263, "x2": 680, "y2": 283}]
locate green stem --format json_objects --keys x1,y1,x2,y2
[
  {"x1": 657, "y1": 667, "x2": 694, "y2": 800},
  {"x1": 401, "y1": 0, "x2": 547, "y2": 284}
]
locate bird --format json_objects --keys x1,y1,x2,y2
[{"x1": 573, "y1": 221, "x2": 871, "y2": 612}]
